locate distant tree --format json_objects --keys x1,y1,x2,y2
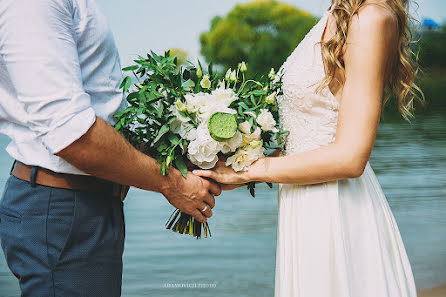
[
  {"x1": 200, "y1": 0, "x2": 317, "y2": 76},
  {"x1": 167, "y1": 48, "x2": 189, "y2": 66},
  {"x1": 416, "y1": 24, "x2": 446, "y2": 69}
]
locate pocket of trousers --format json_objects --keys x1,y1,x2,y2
[
  {"x1": 45, "y1": 188, "x2": 77, "y2": 269},
  {"x1": 0, "y1": 206, "x2": 23, "y2": 278}
]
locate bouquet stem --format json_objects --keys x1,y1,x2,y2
[{"x1": 166, "y1": 209, "x2": 212, "y2": 239}]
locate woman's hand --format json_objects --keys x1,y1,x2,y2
[{"x1": 193, "y1": 159, "x2": 266, "y2": 185}]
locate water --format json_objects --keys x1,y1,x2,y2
[{"x1": 0, "y1": 110, "x2": 445, "y2": 296}]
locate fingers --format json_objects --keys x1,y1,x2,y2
[
  {"x1": 202, "y1": 178, "x2": 222, "y2": 197},
  {"x1": 193, "y1": 169, "x2": 215, "y2": 179},
  {"x1": 220, "y1": 184, "x2": 244, "y2": 191},
  {"x1": 201, "y1": 192, "x2": 216, "y2": 208},
  {"x1": 191, "y1": 209, "x2": 208, "y2": 224},
  {"x1": 198, "y1": 202, "x2": 213, "y2": 218}
]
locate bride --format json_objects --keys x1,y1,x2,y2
[{"x1": 194, "y1": 0, "x2": 422, "y2": 296}]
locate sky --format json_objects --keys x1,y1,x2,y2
[{"x1": 95, "y1": 0, "x2": 446, "y2": 67}]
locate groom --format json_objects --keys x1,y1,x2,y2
[{"x1": 0, "y1": 0, "x2": 221, "y2": 296}]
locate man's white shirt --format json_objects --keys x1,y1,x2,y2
[{"x1": 0, "y1": 0, "x2": 126, "y2": 174}]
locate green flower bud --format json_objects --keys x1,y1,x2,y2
[
  {"x1": 200, "y1": 74, "x2": 211, "y2": 89},
  {"x1": 225, "y1": 68, "x2": 232, "y2": 81},
  {"x1": 230, "y1": 70, "x2": 237, "y2": 82},
  {"x1": 265, "y1": 92, "x2": 276, "y2": 105},
  {"x1": 239, "y1": 61, "x2": 247, "y2": 72},
  {"x1": 196, "y1": 67, "x2": 203, "y2": 79},
  {"x1": 268, "y1": 68, "x2": 276, "y2": 80},
  {"x1": 174, "y1": 100, "x2": 187, "y2": 112}
]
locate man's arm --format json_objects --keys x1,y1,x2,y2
[{"x1": 56, "y1": 117, "x2": 221, "y2": 223}]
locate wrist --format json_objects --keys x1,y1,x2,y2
[
  {"x1": 246, "y1": 157, "x2": 268, "y2": 183},
  {"x1": 158, "y1": 168, "x2": 182, "y2": 196}
]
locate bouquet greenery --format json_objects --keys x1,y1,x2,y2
[{"x1": 114, "y1": 51, "x2": 287, "y2": 238}]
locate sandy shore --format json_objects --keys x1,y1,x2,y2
[{"x1": 419, "y1": 285, "x2": 446, "y2": 297}]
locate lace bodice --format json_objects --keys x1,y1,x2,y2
[{"x1": 277, "y1": 10, "x2": 339, "y2": 155}]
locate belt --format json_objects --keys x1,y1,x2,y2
[{"x1": 11, "y1": 161, "x2": 129, "y2": 201}]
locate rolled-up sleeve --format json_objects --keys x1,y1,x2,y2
[{"x1": 0, "y1": 0, "x2": 96, "y2": 154}]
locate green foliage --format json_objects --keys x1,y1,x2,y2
[
  {"x1": 114, "y1": 50, "x2": 219, "y2": 178},
  {"x1": 416, "y1": 25, "x2": 446, "y2": 69},
  {"x1": 200, "y1": 0, "x2": 317, "y2": 76}
]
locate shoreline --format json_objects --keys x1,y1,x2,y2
[{"x1": 419, "y1": 285, "x2": 446, "y2": 297}]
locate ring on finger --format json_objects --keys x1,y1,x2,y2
[{"x1": 201, "y1": 205, "x2": 208, "y2": 213}]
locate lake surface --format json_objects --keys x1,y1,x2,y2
[{"x1": 0, "y1": 110, "x2": 445, "y2": 297}]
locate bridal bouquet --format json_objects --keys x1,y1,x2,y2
[{"x1": 114, "y1": 51, "x2": 286, "y2": 238}]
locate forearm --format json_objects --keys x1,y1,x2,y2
[
  {"x1": 56, "y1": 117, "x2": 180, "y2": 193},
  {"x1": 249, "y1": 143, "x2": 366, "y2": 185}
]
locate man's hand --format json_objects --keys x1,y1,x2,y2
[{"x1": 161, "y1": 172, "x2": 222, "y2": 223}]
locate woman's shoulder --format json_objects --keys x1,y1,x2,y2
[{"x1": 352, "y1": 3, "x2": 399, "y2": 33}]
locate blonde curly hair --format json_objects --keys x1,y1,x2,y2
[{"x1": 320, "y1": 0, "x2": 424, "y2": 120}]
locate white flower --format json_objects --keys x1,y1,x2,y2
[
  {"x1": 168, "y1": 104, "x2": 193, "y2": 138},
  {"x1": 226, "y1": 145, "x2": 265, "y2": 172},
  {"x1": 187, "y1": 123, "x2": 224, "y2": 169},
  {"x1": 238, "y1": 121, "x2": 262, "y2": 145},
  {"x1": 185, "y1": 91, "x2": 236, "y2": 122},
  {"x1": 238, "y1": 121, "x2": 251, "y2": 134},
  {"x1": 256, "y1": 109, "x2": 278, "y2": 132},
  {"x1": 221, "y1": 130, "x2": 243, "y2": 154},
  {"x1": 211, "y1": 86, "x2": 238, "y2": 107}
]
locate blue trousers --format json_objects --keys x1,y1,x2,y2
[{"x1": 0, "y1": 171, "x2": 125, "y2": 297}]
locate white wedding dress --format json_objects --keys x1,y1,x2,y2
[{"x1": 275, "y1": 9, "x2": 417, "y2": 297}]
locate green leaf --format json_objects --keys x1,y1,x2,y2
[
  {"x1": 168, "y1": 134, "x2": 180, "y2": 145},
  {"x1": 155, "y1": 103, "x2": 164, "y2": 118},
  {"x1": 122, "y1": 65, "x2": 139, "y2": 71},
  {"x1": 252, "y1": 90, "x2": 267, "y2": 96},
  {"x1": 182, "y1": 79, "x2": 195, "y2": 89},
  {"x1": 239, "y1": 102, "x2": 249, "y2": 110},
  {"x1": 120, "y1": 76, "x2": 132, "y2": 92},
  {"x1": 175, "y1": 156, "x2": 188, "y2": 178},
  {"x1": 126, "y1": 92, "x2": 139, "y2": 102},
  {"x1": 153, "y1": 124, "x2": 170, "y2": 144},
  {"x1": 156, "y1": 142, "x2": 169, "y2": 152}
]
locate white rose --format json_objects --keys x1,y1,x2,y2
[
  {"x1": 185, "y1": 92, "x2": 235, "y2": 122},
  {"x1": 221, "y1": 130, "x2": 243, "y2": 154},
  {"x1": 226, "y1": 145, "x2": 265, "y2": 172},
  {"x1": 211, "y1": 87, "x2": 238, "y2": 107},
  {"x1": 238, "y1": 121, "x2": 252, "y2": 134},
  {"x1": 238, "y1": 121, "x2": 262, "y2": 146},
  {"x1": 187, "y1": 123, "x2": 224, "y2": 169},
  {"x1": 185, "y1": 93, "x2": 206, "y2": 114},
  {"x1": 256, "y1": 109, "x2": 278, "y2": 132}
]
